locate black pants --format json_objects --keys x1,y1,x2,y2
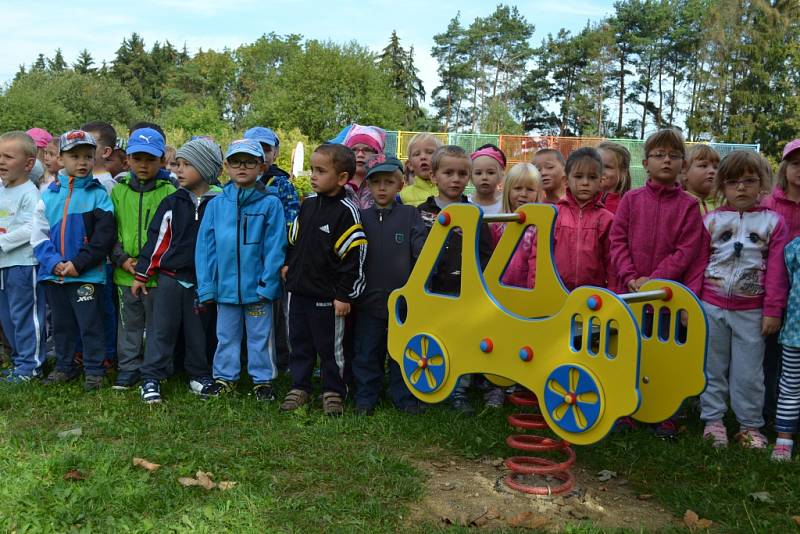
[
  {"x1": 273, "y1": 284, "x2": 290, "y2": 372},
  {"x1": 764, "y1": 333, "x2": 782, "y2": 420},
  {"x1": 46, "y1": 282, "x2": 106, "y2": 376},
  {"x1": 141, "y1": 275, "x2": 214, "y2": 381},
  {"x1": 288, "y1": 293, "x2": 346, "y2": 397}
]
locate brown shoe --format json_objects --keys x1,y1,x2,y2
[
  {"x1": 322, "y1": 392, "x2": 344, "y2": 417},
  {"x1": 280, "y1": 389, "x2": 309, "y2": 411}
]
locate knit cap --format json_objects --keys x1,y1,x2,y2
[{"x1": 176, "y1": 138, "x2": 223, "y2": 183}]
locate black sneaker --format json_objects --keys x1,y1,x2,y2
[
  {"x1": 140, "y1": 380, "x2": 162, "y2": 404},
  {"x1": 201, "y1": 379, "x2": 234, "y2": 399},
  {"x1": 42, "y1": 369, "x2": 80, "y2": 386},
  {"x1": 450, "y1": 395, "x2": 475, "y2": 415},
  {"x1": 253, "y1": 383, "x2": 276, "y2": 402},
  {"x1": 84, "y1": 374, "x2": 104, "y2": 391},
  {"x1": 113, "y1": 370, "x2": 140, "y2": 390},
  {"x1": 188, "y1": 376, "x2": 215, "y2": 396}
]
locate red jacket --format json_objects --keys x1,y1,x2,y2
[
  {"x1": 609, "y1": 180, "x2": 705, "y2": 294},
  {"x1": 553, "y1": 191, "x2": 614, "y2": 290},
  {"x1": 600, "y1": 191, "x2": 622, "y2": 213},
  {"x1": 762, "y1": 186, "x2": 800, "y2": 240},
  {"x1": 490, "y1": 223, "x2": 536, "y2": 288}
]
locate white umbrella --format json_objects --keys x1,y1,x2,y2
[{"x1": 291, "y1": 142, "x2": 305, "y2": 177}]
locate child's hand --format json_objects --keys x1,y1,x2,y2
[
  {"x1": 280, "y1": 266, "x2": 288, "y2": 281},
  {"x1": 60, "y1": 261, "x2": 79, "y2": 278},
  {"x1": 123, "y1": 258, "x2": 137, "y2": 275},
  {"x1": 762, "y1": 316, "x2": 782, "y2": 336},
  {"x1": 53, "y1": 262, "x2": 67, "y2": 276},
  {"x1": 627, "y1": 276, "x2": 650, "y2": 292},
  {"x1": 131, "y1": 279, "x2": 147, "y2": 297},
  {"x1": 333, "y1": 299, "x2": 351, "y2": 317}
]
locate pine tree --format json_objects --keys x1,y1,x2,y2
[
  {"x1": 432, "y1": 13, "x2": 473, "y2": 130},
  {"x1": 73, "y1": 49, "x2": 95, "y2": 74},
  {"x1": 47, "y1": 48, "x2": 68, "y2": 73}
]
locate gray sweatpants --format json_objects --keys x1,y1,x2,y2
[
  {"x1": 700, "y1": 302, "x2": 765, "y2": 428},
  {"x1": 117, "y1": 285, "x2": 157, "y2": 373}
]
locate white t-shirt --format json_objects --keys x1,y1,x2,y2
[
  {"x1": 0, "y1": 180, "x2": 39, "y2": 268},
  {"x1": 93, "y1": 171, "x2": 117, "y2": 195},
  {"x1": 468, "y1": 194, "x2": 503, "y2": 215}
]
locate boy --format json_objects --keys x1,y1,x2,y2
[
  {"x1": 110, "y1": 128, "x2": 176, "y2": 389},
  {"x1": 354, "y1": 154, "x2": 425, "y2": 415},
  {"x1": 196, "y1": 139, "x2": 286, "y2": 400},
  {"x1": 280, "y1": 144, "x2": 367, "y2": 416},
  {"x1": 132, "y1": 138, "x2": 223, "y2": 403},
  {"x1": 31, "y1": 130, "x2": 116, "y2": 390},
  {"x1": 0, "y1": 132, "x2": 46, "y2": 381}
]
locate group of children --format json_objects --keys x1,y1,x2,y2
[{"x1": 2, "y1": 122, "x2": 800, "y2": 461}]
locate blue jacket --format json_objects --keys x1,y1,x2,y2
[
  {"x1": 196, "y1": 182, "x2": 287, "y2": 305},
  {"x1": 31, "y1": 172, "x2": 116, "y2": 284},
  {"x1": 780, "y1": 236, "x2": 800, "y2": 347}
]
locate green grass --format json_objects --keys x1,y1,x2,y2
[{"x1": 0, "y1": 375, "x2": 798, "y2": 532}]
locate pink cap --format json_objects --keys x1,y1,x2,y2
[
  {"x1": 782, "y1": 138, "x2": 800, "y2": 160},
  {"x1": 26, "y1": 128, "x2": 53, "y2": 149},
  {"x1": 344, "y1": 125, "x2": 386, "y2": 153}
]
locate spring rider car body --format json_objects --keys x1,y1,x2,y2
[{"x1": 387, "y1": 203, "x2": 708, "y2": 446}]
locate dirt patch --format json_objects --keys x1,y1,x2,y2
[{"x1": 409, "y1": 455, "x2": 678, "y2": 531}]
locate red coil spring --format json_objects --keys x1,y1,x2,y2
[{"x1": 504, "y1": 390, "x2": 576, "y2": 495}]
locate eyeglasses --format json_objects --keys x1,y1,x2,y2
[
  {"x1": 723, "y1": 177, "x2": 760, "y2": 188},
  {"x1": 227, "y1": 159, "x2": 259, "y2": 169},
  {"x1": 647, "y1": 151, "x2": 684, "y2": 161},
  {"x1": 352, "y1": 147, "x2": 377, "y2": 155}
]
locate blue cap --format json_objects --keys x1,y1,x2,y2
[
  {"x1": 126, "y1": 128, "x2": 166, "y2": 157},
  {"x1": 225, "y1": 139, "x2": 265, "y2": 160},
  {"x1": 243, "y1": 126, "x2": 279, "y2": 148},
  {"x1": 59, "y1": 130, "x2": 97, "y2": 153}
]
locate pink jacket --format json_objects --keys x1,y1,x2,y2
[
  {"x1": 700, "y1": 205, "x2": 789, "y2": 317},
  {"x1": 609, "y1": 180, "x2": 705, "y2": 294},
  {"x1": 553, "y1": 191, "x2": 614, "y2": 290},
  {"x1": 491, "y1": 223, "x2": 537, "y2": 288},
  {"x1": 600, "y1": 191, "x2": 621, "y2": 213},
  {"x1": 762, "y1": 186, "x2": 800, "y2": 240}
]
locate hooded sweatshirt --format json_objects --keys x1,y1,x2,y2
[
  {"x1": 399, "y1": 178, "x2": 438, "y2": 207},
  {"x1": 762, "y1": 186, "x2": 800, "y2": 240}
]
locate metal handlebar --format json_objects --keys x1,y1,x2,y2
[{"x1": 617, "y1": 289, "x2": 672, "y2": 303}]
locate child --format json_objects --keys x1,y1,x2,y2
[
  {"x1": 107, "y1": 137, "x2": 129, "y2": 179},
  {"x1": 553, "y1": 148, "x2": 614, "y2": 290},
  {"x1": 468, "y1": 144, "x2": 505, "y2": 215},
  {"x1": 132, "y1": 138, "x2": 223, "y2": 403},
  {"x1": 280, "y1": 144, "x2": 367, "y2": 416},
  {"x1": 41, "y1": 137, "x2": 62, "y2": 190},
  {"x1": 353, "y1": 154, "x2": 426, "y2": 415},
  {"x1": 164, "y1": 145, "x2": 178, "y2": 176},
  {"x1": 110, "y1": 128, "x2": 176, "y2": 389},
  {"x1": 343, "y1": 124, "x2": 386, "y2": 209},
  {"x1": 596, "y1": 141, "x2": 632, "y2": 213},
  {"x1": 81, "y1": 121, "x2": 119, "y2": 195},
  {"x1": 699, "y1": 151, "x2": 788, "y2": 449},
  {"x1": 196, "y1": 139, "x2": 287, "y2": 400},
  {"x1": 399, "y1": 133, "x2": 443, "y2": 207},
  {"x1": 418, "y1": 145, "x2": 496, "y2": 413},
  {"x1": 0, "y1": 132, "x2": 46, "y2": 380},
  {"x1": 31, "y1": 130, "x2": 115, "y2": 390},
  {"x1": 609, "y1": 129, "x2": 705, "y2": 438},
  {"x1": 26, "y1": 128, "x2": 52, "y2": 164},
  {"x1": 682, "y1": 144, "x2": 720, "y2": 216},
  {"x1": 491, "y1": 163, "x2": 541, "y2": 288},
  {"x1": 533, "y1": 148, "x2": 566, "y2": 204}
]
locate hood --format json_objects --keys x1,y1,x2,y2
[{"x1": 52, "y1": 170, "x2": 102, "y2": 191}]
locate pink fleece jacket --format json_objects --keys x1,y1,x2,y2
[
  {"x1": 553, "y1": 190, "x2": 614, "y2": 290},
  {"x1": 491, "y1": 223, "x2": 537, "y2": 288},
  {"x1": 609, "y1": 180, "x2": 706, "y2": 294},
  {"x1": 762, "y1": 186, "x2": 800, "y2": 240},
  {"x1": 600, "y1": 191, "x2": 622, "y2": 213}
]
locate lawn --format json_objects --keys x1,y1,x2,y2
[{"x1": 0, "y1": 374, "x2": 798, "y2": 533}]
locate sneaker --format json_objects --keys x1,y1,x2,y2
[
  {"x1": 84, "y1": 374, "x2": 104, "y2": 391},
  {"x1": 42, "y1": 369, "x2": 80, "y2": 386},
  {"x1": 140, "y1": 379, "x2": 162, "y2": 404},
  {"x1": 2, "y1": 372, "x2": 35, "y2": 384},
  {"x1": 451, "y1": 395, "x2": 475, "y2": 415},
  {"x1": 735, "y1": 427, "x2": 767, "y2": 449},
  {"x1": 200, "y1": 379, "x2": 234, "y2": 399},
  {"x1": 188, "y1": 376, "x2": 215, "y2": 396},
  {"x1": 113, "y1": 370, "x2": 140, "y2": 390},
  {"x1": 322, "y1": 392, "x2": 344, "y2": 417},
  {"x1": 484, "y1": 387, "x2": 505, "y2": 408},
  {"x1": 771, "y1": 443, "x2": 793, "y2": 462},
  {"x1": 253, "y1": 383, "x2": 276, "y2": 402},
  {"x1": 652, "y1": 418, "x2": 678, "y2": 439},
  {"x1": 702, "y1": 420, "x2": 728, "y2": 448},
  {"x1": 280, "y1": 389, "x2": 310, "y2": 411},
  {"x1": 614, "y1": 416, "x2": 638, "y2": 432}
]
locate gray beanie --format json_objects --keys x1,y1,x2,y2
[{"x1": 176, "y1": 138, "x2": 223, "y2": 183}]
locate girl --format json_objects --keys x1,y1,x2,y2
[
  {"x1": 763, "y1": 139, "x2": 800, "y2": 240},
  {"x1": 491, "y1": 163, "x2": 541, "y2": 288},
  {"x1": 682, "y1": 144, "x2": 720, "y2": 216},
  {"x1": 469, "y1": 144, "x2": 505, "y2": 215},
  {"x1": 533, "y1": 148, "x2": 566, "y2": 204},
  {"x1": 699, "y1": 151, "x2": 789, "y2": 449},
  {"x1": 596, "y1": 141, "x2": 631, "y2": 213},
  {"x1": 399, "y1": 133, "x2": 442, "y2": 207},
  {"x1": 553, "y1": 148, "x2": 614, "y2": 290},
  {"x1": 343, "y1": 124, "x2": 386, "y2": 209}
]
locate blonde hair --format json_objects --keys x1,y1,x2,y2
[
  {"x1": 431, "y1": 145, "x2": 469, "y2": 173},
  {"x1": 0, "y1": 131, "x2": 37, "y2": 158},
  {"x1": 597, "y1": 141, "x2": 632, "y2": 194},
  {"x1": 406, "y1": 133, "x2": 442, "y2": 157},
  {"x1": 503, "y1": 163, "x2": 541, "y2": 212},
  {"x1": 714, "y1": 150, "x2": 772, "y2": 202},
  {"x1": 686, "y1": 144, "x2": 720, "y2": 168},
  {"x1": 164, "y1": 145, "x2": 177, "y2": 162}
]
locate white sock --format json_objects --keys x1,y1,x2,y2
[{"x1": 776, "y1": 438, "x2": 794, "y2": 447}]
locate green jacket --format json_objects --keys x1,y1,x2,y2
[{"x1": 110, "y1": 173, "x2": 176, "y2": 286}]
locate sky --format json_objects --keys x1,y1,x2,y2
[{"x1": 2, "y1": 0, "x2": 616, "y2": 98}]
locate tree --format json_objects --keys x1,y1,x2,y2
[
  {"x1": 73, "y1": 49, "x2": 96, "y2": 74},
  {"x1": 47, "y1": 49, "x2": 68, "y2": 73},
  {"x1": 378, "y1": 31, "x2": 426, "y2": 127},
  {"x1": 431, "y1": 14, "x2": 473, "y2": 130}
]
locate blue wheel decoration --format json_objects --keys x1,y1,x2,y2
[
  {"x1": 402, "y1": 334, "x2": 448, "y2": 394},
  {"x1": 543, "y1": 365, "x2": 603, "y2": 433}
]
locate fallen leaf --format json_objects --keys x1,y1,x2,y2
[
  {"x1": 132, "y1": 457, "x2": 161, "y2": 472},
  {"x1": 178, "y1": 477, "x2": 201, "y2": 487},
  {"x1": 57, "y1": 427, "x2": 82, "y2": 439},
  {"x1": 217, "y1": 481, "x2": 238, "y2": 491},
  {"x1": 596, "y1": 469, "x2": 617, "y2": 482},
  {"x1": 195, "y1": 471, "x2": 216, "y2": 490},
  {"x1": 792, "y1": 516, "x2": 800, "y2": 526},
  {"x1": 684, "y1": 509, "x2": 713, "y2": 530},
  {"x1": 506, "y1": 511, "x2": 549, "y2": 529},
  {"x1": 749, "y1": 491, "x2": 773, "y2": 503},
  {"x1": 63, "y1": 469, "x2": 85, "y2": 481}
]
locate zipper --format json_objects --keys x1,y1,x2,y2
[
  {"x1": 237, "y1": 207, "x2": 242, "y2": 303},
  {"x1": 575, "y1": 208, "x2": 583, "y2": 288},
  {"x1": 60, "y1": 176, "x2": 75, "y2": 273},
  {"x1": 137, "y1": 189, "x2": 144, "y2": 253}
]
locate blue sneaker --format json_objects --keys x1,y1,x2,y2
[
  {"x1": 140, "y1": 380, "x2": 161, "y2": 404},
  {"x1": 3, "y1": 372, "x2": 35, "y2": 384}
]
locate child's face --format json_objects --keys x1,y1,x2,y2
[
  {"x1": 432, "y1": 155, "x2": 470, "y2": 202},
  {"x1": 310, "y1": 151, "x2": 348, "y2": 196},
  {"x1": 59, "y1": 145, "x2": 95, "y2": 178},
  {"x1": 723, "y1": 173, "x2": 761, "y2": 212},
  {"x1": 226, "y1": 154, "x2": 266, "y2": 188},
  {"x1": 408, "y1": 139, "x2": 438, "y2": 180},
  {"x1": 44, "y1": 142, "x2": 63, "y2": 174},
  {"x1": 785, "y1": 151, "x2": 800, "y2": 191},
  {"x1": 643, "y1": 146, "x2": 684, "y2": 185},
  {"x1": 176, "y1": 158, "x2": 204, "y2": 190},
  {"x1": 260, "y1": 143, "x2": 276, "y2": 168},
  {"x1": 85, "y1": 131, "x2": 112, "y2": 170},
  {"x1": 351, "y1": 143, "x2": 378, "y2": 177},
  {"x1": 107, "y1": 149, "x2": 128, "y2": 177},
  {"x1": 533, "y1": 152, "x2": 565, "y2": 193},
  {"x1": 508, "y1": 181, "x2": 538, "y2": 211},
  {"x1": 128, "y1": 152, "x2": 164, "y2": 181},
  {"x1": 166, "y1": 156, "x2": 179, "y2": 175},
  {"x1": 568, "y1": 160, "x2": 602, "y2": 204},
  {"x1": 367, "y1": 172, "x2": 403, "y2": 208},
  {"x1": 471, "y1": 156, "x2": 503, "y2": 197},
  {"x1": 684, "y1": 158, "x2": 717, "y2": 198},
  {"x1": 598, "y1": 149, "x2": 621, "y2": 192},
  {"x1": 0, "y1": 140, "x2": 35, "y2": 184}
]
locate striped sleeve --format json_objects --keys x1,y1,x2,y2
[
  {"x1": 135, "y1": 207, "x2": 173, "y2": 283},
  {"x1": 333, "y1": 198, "x2": 367, "y2": 302}
]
